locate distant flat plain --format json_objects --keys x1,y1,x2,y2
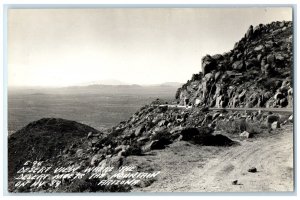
[{"x1": 8, "y1": 85, "x2": 178, "y2": 133}]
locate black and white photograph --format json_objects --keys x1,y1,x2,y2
[{"x1": 5, "y1": 5, "x2": 294, "y2": 194}]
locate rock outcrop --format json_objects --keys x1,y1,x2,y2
[
  {"x1": 176, "y1": 21, "x2": 293, "y2": 109},
  {"x1": 8, "y1": 118, "x2": 105, "y2": 192}
]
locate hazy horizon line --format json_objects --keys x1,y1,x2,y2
[{"x1": 8, "y1": 81, "x2": 184, "y2": 89}]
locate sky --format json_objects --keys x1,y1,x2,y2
[{"x1": 8, "y1": 7, "x2": 292, "y2": 87}]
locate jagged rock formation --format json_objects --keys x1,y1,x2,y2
[{"x1": 176, "y1": 21, "x2": 293, "y2": 108}]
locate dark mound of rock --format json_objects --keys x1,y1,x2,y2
[
  {"x1": 8, "y1": 118, "x2": 102, "y2": 183},
  {"x1": 180, "y1": 127, "x2": 234, "y2": 146},
  {"x1": 18, "y1": 118, "x2": 99, "y2": 134}
]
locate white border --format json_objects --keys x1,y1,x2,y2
[{"x1": 1, "y1": 1, "x2": 299, "y2": 200}]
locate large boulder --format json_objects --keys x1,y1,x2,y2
[
  {"x1": 271, "y1": 121, "x2": 280, "y2": 130},
  {"x1": 266, "y1": 115, "x2": 280, "y2": 129},
  {"x1": 267, "y1": 115, "x2": 280, "y2": 124},
  {"x1": 114, "y1": 144, "x2": 128, "y2": 153},
  {"x1": 142, "y1": 140, "x2": 169, "y2": 152},
  {"x1": 253, "y1": 24, "x2": 263, "y2": 37},
  {"x1": 274, "y1": 92, "x2": 285, "y2": 100},
  {"x1": 91, "y1": 154, "x2": 105, "y2": 166},
  {"x1": 210, "y1": 134, "x2": 235, "y2": 146},
  {"x1": 232, "y1": 60, "x2": 245, "y2": 71},
  {"x1": 267, "y1": 54, "x2": 276, "y2": 64},
  {"x1": 76, "y1": 149, "x2": 84, "y2": 158},
  {"x1": 180, "y1": 127, "x2": 234, "y2": 146},
  {"x1": 108, "y1": 155, "x2": 124, "y2": 169},
  {"x1": 245, "y1": 25, "x2": 254, "y2": 39},
  {"x1": 202, "y1": 55, "x2": 217, "y2": 75},
  {"x1": 240, "y1": 131, "x2": 253, "y2": 139},
  {"x1": 212, "y1": 54, "x2": 223, "y2": 60},
  {"x1": 135, "y1": 125, "x2": 146, "y2": 137},
  {"x1": 254, "y1": 45, "x2": 264, "y2": 51}
]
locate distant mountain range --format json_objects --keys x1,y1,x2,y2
[
  {"x1": 76, "y1": 79, "x2": 183, "y2": 88},
  {"x1": 77, "y1": 79, "x2": 129, "y2": 86},
  {"x1": 151, "y1": 82, "x2": 184, "y2": 87}
]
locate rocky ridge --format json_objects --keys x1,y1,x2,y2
[{"x1": 176, "y1": 21, "x2": 293, "y2": 109}]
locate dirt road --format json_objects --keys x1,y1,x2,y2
[
  {"x1": 159, "y1": 104, "x2": 293, "y2": 114},
  {"x1": 132, "y1": 124, "x2": 294, "y2": 192}
]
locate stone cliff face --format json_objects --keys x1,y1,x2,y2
[{"x1": 176, "y1": 21, "x2": 293, "y2": 109}]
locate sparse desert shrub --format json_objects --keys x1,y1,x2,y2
[
  {"x1": 151, "y1": 130, "x2": 172, "y2": 142},
  {"x1": 216, "y1": 119, "x2": 267, "y2": 136},
  {"x1": 239, "y1": 118, "x2": 247, "y2": 132},
  {"x1": 216, "y1": 120, "x2": 241, "y2": 135},
  {"x1": 246, "y1": 121, "x2": 264, "y2": 135}
]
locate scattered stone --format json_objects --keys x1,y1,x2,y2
[
  {"x1": 272, "y1": 29, "x2": 281, "y2": 36},
  {"x1": 195, "y1": 99, "x2": 201, "y2": 106},
  {"x1": 248, "y1": 167, "x2": 257, "y2": 173},
  {"x1": 170, "y1": 126, "x2": 183, "y2": 134},
  {"x1": 142, "y1": 140, "x2": 167, "y2": 152},
  {"x1": 288, "y1": 115, "x2": 293, "y2": 122},
  {"x1": 236, "y1": 53, "x2": 243, "y2": 60},
  {"x1": 114, "y1": 145, "x2": 127, "y2": 153},
  {"x1": 240, "y1": 131, "x2": 253, "y2": 139},
  {"x1": 254, "y1": 45, "x2": 264, "y2": 51},
  {"x1": 87, "y1": 132, "x2": 93, "y2": 139},
  {"x1": 137, "y1": 136, "x2": 150, "y2": 143},
  {"x1": 271, "y1": 121, "x2": 280, "y2": 130},
  {"x1": 267, "y1": 115, "x2": 280, "y2": 124},
  {"x1": 89, "y1": 138, "x2": 99, "y2": 147},
  {"x1": 109, "y1": 155, "x2": 124, "y2": 169},
  {"x1": 91, "y1": 154, "x2": 104, "y2": 166},
  {"x1": 232, "y1": 60, "x2": 244, "y2": 70},
  {"x1": 267, "y1": 54, "x2": 275, "y2": 64},
  {"x1": 158, "y1": 120, "x2": 167, "y2": 127},
  {"x1": 275, "y1": 54, "x2": 285, "y2": 61},
  {"x1": 232, "y1": 180, "x2": 238, "y2": 185},
  {"x1": 118, "y1": 150, "x2": 126, "y2": 157},
  {"x1": 257, "y1": 54, "x2": 263, "y2": 61},
  {"x1": 76, "y1": 149, "x2": 84, "y2": 158},
  {"x1": 135, "y1": 125, "x2": 146, "y2": 137},
  {"x1": 212, "y1": 113, "x2": 220, "y2": 120},
  {"x1": 212, "y1": 54, "x2": 223, "y2": 60}
]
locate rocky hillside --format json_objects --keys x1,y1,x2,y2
[
  {"x1": 176, "y1": 21, "x2": 293, "y2": 109},
  {"x1": 8, "y1": 21, "x2": 293, "y2": 193},
  {"x1": 8, "y1": 118, "x2": 102, "y2": 182}
]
